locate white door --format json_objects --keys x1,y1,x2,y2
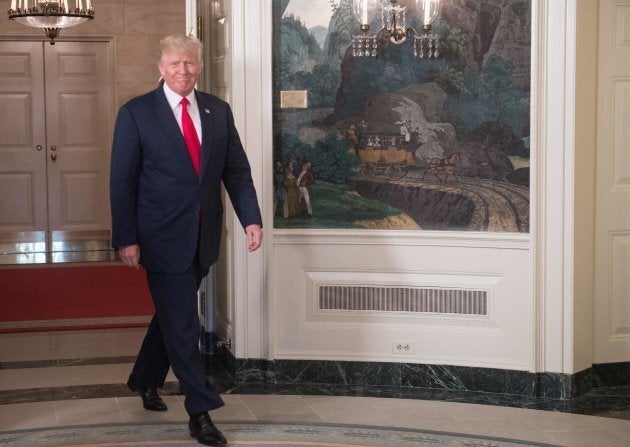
[
  {"x1": 594, "y1": 0, "x2": 630, "y2": 362},
  {"x1": 0, "y1": 40, "x2": 113, "y2": 263}
]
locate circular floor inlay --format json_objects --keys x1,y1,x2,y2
[{"x1": 0, "y1": 422, "x2": 561, "y2": 447}]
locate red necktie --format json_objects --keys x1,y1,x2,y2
[{"x1": 180, "y1": 97, "x2": 201, "y2": 174}]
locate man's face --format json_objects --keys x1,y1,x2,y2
[{"x1": 158, "y1": 50, "x2": 201, "y2": 96}]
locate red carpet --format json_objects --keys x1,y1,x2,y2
[{"x1": 0, "y1": 265, "x2": 154, "y2": 332}]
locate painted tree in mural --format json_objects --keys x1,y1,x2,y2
[
  {"x1": 431, "y1": 26, "x2": 469, "y2": 95},
  {"x1": 273, "y1": 0, "x2": 531, "y2": 233},
  {"x1": 480, "y1": 55, "x2": 527, "y2": 130}
]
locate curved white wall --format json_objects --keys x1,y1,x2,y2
[{"x1": 222, "y1": 0, "x2": 608, "y2": 374}]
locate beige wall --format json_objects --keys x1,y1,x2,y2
[{"x1": 0, "y1": 0, "x2": 186, "y2": 108}]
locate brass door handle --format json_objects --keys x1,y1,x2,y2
[
  {"x1": 50, "y1": 145, "x2": 57, "y2": 151},
  {"x1": 50, "y1": 152, "x2": 57, "y2": 161},
  {"x1": 36, "y1": 145, "x2": 43, "y2": 151}
]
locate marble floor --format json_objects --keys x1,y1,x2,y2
[{"x1": 1, "y1": 328, "x2": 630, "y2": 447}]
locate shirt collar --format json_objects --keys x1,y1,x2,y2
[{"x1": 162, "y1": 83, "x2": 197, "y2": 110}]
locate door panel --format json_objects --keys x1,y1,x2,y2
[
  {"x1": 594, "y1": 0, "x2": 630, "y2": 361},
  {"x1": 0, "y1": 42, "x2": 46, "y2": 235},
  {"x1": 45, "y1": 41, "x2": 112, "y2": 235}
]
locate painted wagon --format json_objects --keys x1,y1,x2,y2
[{"x1": 356, "y1": 134, "x2": 414, "y2": 180}]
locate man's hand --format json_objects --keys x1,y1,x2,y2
[
  {"x1": 118, "y1": 244, "x2": 141, "y2": 269},
  {"x1": 245, "y1": 224, "x2": 263, "y2": 252}
]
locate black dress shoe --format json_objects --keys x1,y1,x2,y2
[
  {"x1": 189, "y1": 412, "x2": 226, "y2": 446},
  {"x1": 127, "y1": 377, "x2": 167, "y2": 411}
]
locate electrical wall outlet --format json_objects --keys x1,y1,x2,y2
[{"x1": 393, "y1": 341, "x2": 414, "y2": 354}]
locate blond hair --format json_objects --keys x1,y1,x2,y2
[{"x1": 159, "y1": 34, "x2": 203, "y2": 67}]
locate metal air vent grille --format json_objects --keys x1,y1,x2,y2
[{"x1": 318, "y1": 285, "x2": 488, "y2": 316}]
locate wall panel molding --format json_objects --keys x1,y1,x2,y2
[
  {"x1": 274, "y1": 230, "x2": 529, "y2": 249},
  {"x1": 609, "y1": 232, "x2": 630, "y2": 338},
  {"x1": 612, "y1": 77, "x2": 630, "y2": 188}
]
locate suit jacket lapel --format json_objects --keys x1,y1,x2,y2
[
  {"x1": 152, "y1": 88, "x2": 198, "y2": 177},
  {"x1": 196, "y1": 91, "x2": 214, "y2": 182}
]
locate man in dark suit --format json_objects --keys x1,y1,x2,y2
[{"x1": 110, "y1": 34, "x2": 262, "y2": 447}]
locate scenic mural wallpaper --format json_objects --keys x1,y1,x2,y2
[{"x1": 272, "y1": 0, "x2": 531, "y2": 232}]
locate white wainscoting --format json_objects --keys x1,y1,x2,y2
[
  {"x1": 610, "y1": 233, "x2": 630, "y2": 338},
  {"x1": 272, "y1": 232, "x2": 532, "y2": 370}
]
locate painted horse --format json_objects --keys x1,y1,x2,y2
[{"x1": 421, "y1": 152, "x2": 462, "y2": 182}]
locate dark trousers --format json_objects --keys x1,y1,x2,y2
[{"x1": 130, "y1": 257, "x2": 224, "y2": 415}]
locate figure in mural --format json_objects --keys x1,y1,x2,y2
[
  {"x1": 286, "y1": 153, "x2": 299, "y2": 175},
  {"x1": 274, "y1": 161, "x2": 288, "y2": 218},
  {"x1": 297, "y1": 161, "x2": 315, "y2": 216},
  {"x1": 346, "y1": 124, "x2": 359, "y2": 154},
  {"x1": 283, "y1": 166, "x2": 301, "y2": 218},
  {"x1": 398, "y1": 121, "x2": 411, "y2": 147},
  {"x1": 357, "y1": 119, "x2": 369, "y2": 147}
]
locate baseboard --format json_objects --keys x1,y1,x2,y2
[
  {"x1": 209, "y1": 337, "x2": 628, "y2": 400},
  {"x1": 592, "y1": 362, "x2": 630, "y2": 388}
]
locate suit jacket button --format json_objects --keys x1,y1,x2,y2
[{"x1": 194, "y1": 210, "x2": 200, "y2": 216}]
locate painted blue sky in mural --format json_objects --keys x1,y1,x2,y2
[{"x1": 283, "y1": 0, "x2": 337, "y2": 28}]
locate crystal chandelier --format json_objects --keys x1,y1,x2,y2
[
  {"x1": 8, "y1": 0, "x2": 94, "y2": 45},
  {"x1": 352, "y1": 0, "x2": 440, "y2": 58}
]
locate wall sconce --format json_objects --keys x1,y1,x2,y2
[
  {"x1": 7, "y1": 0, "x2": 94, "y2": 45},
  {"x1": 352, "y1": 0, "x2": 440, "y2": 58}
]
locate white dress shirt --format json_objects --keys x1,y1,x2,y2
[{"x1": 162, "y1": 83, "x2": 202, "y2": 143}]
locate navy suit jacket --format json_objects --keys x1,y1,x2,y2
[{"x1": 110, "y1": 86, "x2": 262, "y2": 273}]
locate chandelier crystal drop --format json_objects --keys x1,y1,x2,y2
[
  {"x1": 414, "y1": 0, "x2": 440, "y2": 58},
  {"x1": 382, "y1": 3, "x2": 407, "y2": 44},
  {"x1": 351, "y1": 0, "x2": 440, "y2": 58},
  {"x1": 8, "y1": 0, "x2": 94, "y2": 44},
  {"x1": 352, "y1": 35, "x2": 378, "y2": 57}
]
